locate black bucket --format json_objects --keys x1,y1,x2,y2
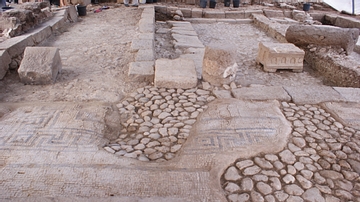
[
  {"x1": 209, "y1": 0, "x2": 216, "y2": 8},
  {"x1": 233, "y1": 0, "x2": 239, "y2": 8},
  {"x1": 2, "y1": 6, "x2": 14, "y2": 10},
  {"x1": 146, "y1": 0, "x2": 153, "y2": 3},
  {"x1": 77, "y1": 5, "x2": 87, "y2": 16},
  {"x1": 303, "y1": 3, "x2": 310, "y2": 11},
  {"x1": 200, "y1": 0, "x2": 206, "y2": 8},
  {"x1": 224, "y1": 0, "x2": 230, "y2": 7}
]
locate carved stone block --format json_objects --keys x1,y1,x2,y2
[{"x1": 256, "y1": 42, "x2": 305, "y2": 73}]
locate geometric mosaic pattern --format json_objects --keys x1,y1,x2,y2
[{"x1": 0, "y1": 103, "x2": 107, "y2": 152}]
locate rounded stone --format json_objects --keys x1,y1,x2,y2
[
  {"x1": 236, "y1": 160, "x2": 254, "y2": 170},
  {"x1": 148, "y1": 152, "x2": 163, "y2": 160},
  {"x1": 241, "y1": 177, "x2": 254, "y2": 191},
  {"x1": 284, "y1": 184, "x2": 304, "y2": 196},
  {"x1": 224, "y1": 182, "x2": 241, "y2": 193},
  {"x1": 243, "y1": 165, "x2": 261, "y2": 176},
  {"x1": 254, "y1": 157, "x2": 273, "y2": 169},
  {"x1": 250, "y1": 191, "x2": 264, "y2": 202},
  {"x1": 274, "y1": 190, "x2": 289, "y2": 201},
  {"x1": 302, "y1": 188, "x2": 325, "y2": 202},
  {"x1": 224, "y1": 166, "x2": 242, "y2": 181},
  {"x1": 283, "y1": 174, "x2": 295, "y2": 184},
  {"x1": 269, "y1": 177, "x2": 281, "y2": 190},
  {"x1": 264, "y1": 154, "x2": 278, "y2": 162},
  {"x1": 228, "y1": 193, "x2": 250, "y2": 202},
  {"x1": 279, "y1": 150, "x2": 296, "y2": 164},
  {"x1": 256, "y1": 182, "x2": 272, "y2": 195}
]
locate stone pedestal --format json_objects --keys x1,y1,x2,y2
[
  {"x1": 18, "y1": 47, "x2": 62, "y2": 85},
  {"x1": 256, "y1": 42, "x2": 305, "y2": 73}
]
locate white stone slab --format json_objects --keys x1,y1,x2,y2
[
  {"x1": 154, "y1": 58, "x2": 197, "y2": 89},
  {"x1": 232, "y1": 86, "x2": 291, "y2": 101},
  {"x1": 180, "y1": 47, "x2": 205, "y2": 79},
  {"x1": 323, "y1": 102, "x2": 360, "y2": 130},
  {"x1": 172, "y1": 34, "x2": 204, "y2": 49},
  {"x1": 284, "y1": 86, "x2": 345, "y2": 104},
  {"x1": 333, "y1": 87, "x2": 360, "y2": 102}
]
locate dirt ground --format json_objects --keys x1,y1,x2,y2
[{"x1": 0, "y1": 6, "x2": 145, "y2": 103}]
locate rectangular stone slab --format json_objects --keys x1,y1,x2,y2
[
  {"x1": 155, "y1": 58, "x2": 197, "y2": 89},
  {"x1": 333, "y1": 87, "x2": 360, "y2": 103},
  {"x1": 172, "y1": 34, "x2": 204, "y2": 49},
  {"x1": 322, "y1": 102, "x2": 360, "y2": 130},
  {"x1": 284, "y1": 86, "x2": 345, "y2": 104},
  {"x1": 232, "y1": 86, "x2": 291, "y2": 101}
]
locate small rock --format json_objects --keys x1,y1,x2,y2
[
  {"x1": 296, "y1": 174, "x2": 312, "y2": 189},
  {"x1": 254, "y1": 157, "x2": 273, "y2": 169},
  {"x1": 224, "y1": 166, "x2": 242, "y2": 181},
  {"x1": 236, "y1": 160, "x2": 254, "y2": 170},
  {"x1": 243, "y1": 165, "x2": 261, "y2": 175},
  {"x1": 228, "y1": 193, "x2": 250, "y2": 202},
  {"x1": 302, "y1": 188, "x2": 325, "y2": 202},
  {"x1": 257, "y1": 182, "x2": 272, "y2": 195},
  {"x1": 225, "y1": 182, "x2": 241, "y2": 193},
  {"x1": 241, "y1": 177, "x2": 254, "y2": 191},
  {"x1": 250, "y1": 191, "x2": 264, "y2": 202},
  {"x1": 279, "y1": 150, "x2": 296, "y2": 164},
  {"x1": 269, "y1": 177, "x2": 281, "y2": 190},
  {"x1": 284, "y1": 184, "x2": 304, "y2": 196},
  {"x1": 274, "y1": 190, "x2": 289, "y2": 201},
  {"x1": 283, "y1": 174, "x2": 295, "y2": 184},
  {"x1": 148, "y1": 152, "x2": 163, "y2": 160},
  {"x1": 170, "y1": 144, "x2": 182, "y2": 153}
]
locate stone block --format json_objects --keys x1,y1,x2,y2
[
  {"x1": 166, "y1": 6, "x2": 178, "y2": 17},
  {"x1": 217, "y1": 19, "x2": 237, "y2": 24},
  {"x1": 309, "y1": 13, "x2": 325, "y2": 22},
  {"x1": 324, "y1": 14, "x2": 337, "y2": 25},
  {"x1": 0, "y1": 50, "x2": 11, "y2": 79},
  {"x1": 172, "y1": 34, "x2": 204, "y2": 49},
  {"x1": 204, "y1": 11, "x2": 225, "y2": 19},
  {"x1": 333, "y1": 87, "x2": 360, "y2": 103},
  {"x1": 136, "y1": 49, "x2": 154, "y2": 62},
  {"x1": 212, "y1": 89, "x2": 232, "y2": 99},
  {"x1": 179, "y1": 8, "x2": 192, "y2": 18},
  {"x1": 0, "y1": 35, "x2": 35, "y2": 59},
  {"x1": 263, "y1": 9, "x2": 284, "y2": 18},
  {"x1": 29, "y1": 24, "x2": 52, "y2": 44},
  {"x1": 192, "y1": 8, "x2": 203, "y2": 18},
  {"x1": 235, "y1": 19, "x2": 253, "y2": 24},
  {"x1": 256, "y1": 42, "x2": 305, "y2": 73},
  {"x1": 172, "y1": 29, "x2": 197, "y2": 36},
  {"x1": 225, "y1": 11, "x2": 245, "y2": 19},
  {"x1": 43, "y1": 16, "x2": 66, "y2": 32},
  {"x1": 185, "y1": 0, "x2": 195, "y2": 4},
  {"x1": 168, "y1": 21, "x2": 194, "y2": 30},
  {"x1": 180, "y1": 47, "x2": 205, "y2": 79},
  {"x1": 232, "y1": 86, "x2": 291, "y2": 101},
  {"x1": 202, "y1": 44, "x2": 237, "y2": 86},
  {"x1": 67, "y1": 5, "x2": 78, "y2": 23},
  {"x1": 139, "y1": 18, "x2": 154, "y2": 33},
  {"x1": 283, "y1": 10, "x2": 292, "y2": 18},
  {"x1": 334, "y1": 16, "x2": 360, "y2": 29},
  {"x1": 18, "y1": 47, "x2": 62, "y2": 85},
  {"x1": 130, "y1": 39, "x2": 153, "y2": 52},
  {"x1": 245, "y1": 10, "x2": 263, "y2": 18},
  {"x1": 128, "y1": 61, "x2": 154, "y2": 82},
  {"x1": 284, "y1": 86, "x2": 344, "y2": 104},
  {"x1": 186, "y1": 18, "x2": 217, "y2": 24},
  {"x1": 155, "y1": 58, "x2": 197, "y2": 89}
]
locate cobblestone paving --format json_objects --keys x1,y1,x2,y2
[
  {"x1": 221, "y1": 102, "x2": 360, "y2": 202},
  {"x1": 103, "y1": 86, "x2": 215, "y2": 162}
]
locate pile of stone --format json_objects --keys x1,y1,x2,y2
[
  {"x1": 0, "y1": 2, "x2": 52, "y2": 39},
  {"x1": 222, "y1": 102, "x2": 360, "y2": 202},
  {"x1": 104, "y1": 86, "x2": 215, "y2": 162}
]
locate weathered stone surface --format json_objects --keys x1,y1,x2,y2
[
  {"x1": 139, "y1": 18, "x2": 155, "y2": 33},
  {"x1": 130, "y1": 39, "x2": 154, "y2": 52},
  {"x1": 232, "y1": 86, "x2": 291, "y2": 101},
  {"x1": 279, "y1": 149, "x2": 296, "y2": 164},
  {"x1": 183, "y1": 99, "x2": 291, "y2": 157},
  {"x1": 225, "y1": 11, "x2": 245, "y2": 19},
  {"x1": 213, "y1": 90, "x2": 232, "y2": 99},
  {"x1": 333, "y1": 87, "x2": 360, "y2": 103},
  {"x1": 202, "y1": 44, "x2": 237, "y2": 86},
  {"x1": 172, "y1": 34, "x2": 204, "y2": 49},
  {"x1": 302, "y1": 188, "x2": 325, "y2": 202},
  {"x1": 204, "y1": 11, "x2": 225, "y2": 19},
  {"x1": 136, "y1": 49, "x2": 155, "y2": 62},
  {"x1": 154, "y1": 58, "x2": 197, "y2": 89},
  {"x1": 284, "y1": 86, "x2": 344, "y2": 104},
  {"x1": 18, "y1": 47, "x2": 61, "y2": 85},
  {"x1": 257, "y1": 42, "x2": 305, "y2": 72},
  {"x1": 224, "y1": 166, "x2": 242, "y2": 181},
  {"x1": 285, "y1": 25, "x2": 359, "y2": 55},
  {"x1": 128, "y1": 61, "x2": 154, "y2": 82},
  {"x1": 0, "y1": 50, "x2": 11, "y2": 79},
  {"x1": 322, "y1": 102, "x2": 360, "y2": 130},
  {"x1": 180, "y1": 47, "x2": 205, "y2": 79},
  {"x1": 263, "y1": 9, "x2": 284, "y2": 18}
]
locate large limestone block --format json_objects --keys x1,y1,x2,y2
[
  {"x1": 128, "y1": 61, "x2": 154, "y2": 82},
  {"x1": 0, "y1": 50, "x2": 11, "y2": 79},
  {"x1": 180, "y1": 47, "x2": 205, "y2": 79},
  {"x1": 18, "y1": 47, "x2": 62, "y2": 85},
  {"x1": 202, "y1": 44, "x2": 237, "y2": 86},
  {"x1": 172, "y1": 34, "x2": 204, "y2": 49},
  {"x1": 155, "y1": 58, "x2": 197, "y2": 89},
  {"x1": 232, "y1": 86, "x2": 291, "y2": 101},
  {"x1": 285, "y1": 25, "x2": 360, "y2": 55},
  {"x1": 256, "y1": 42, "x2": 305, "y2": 73}
]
